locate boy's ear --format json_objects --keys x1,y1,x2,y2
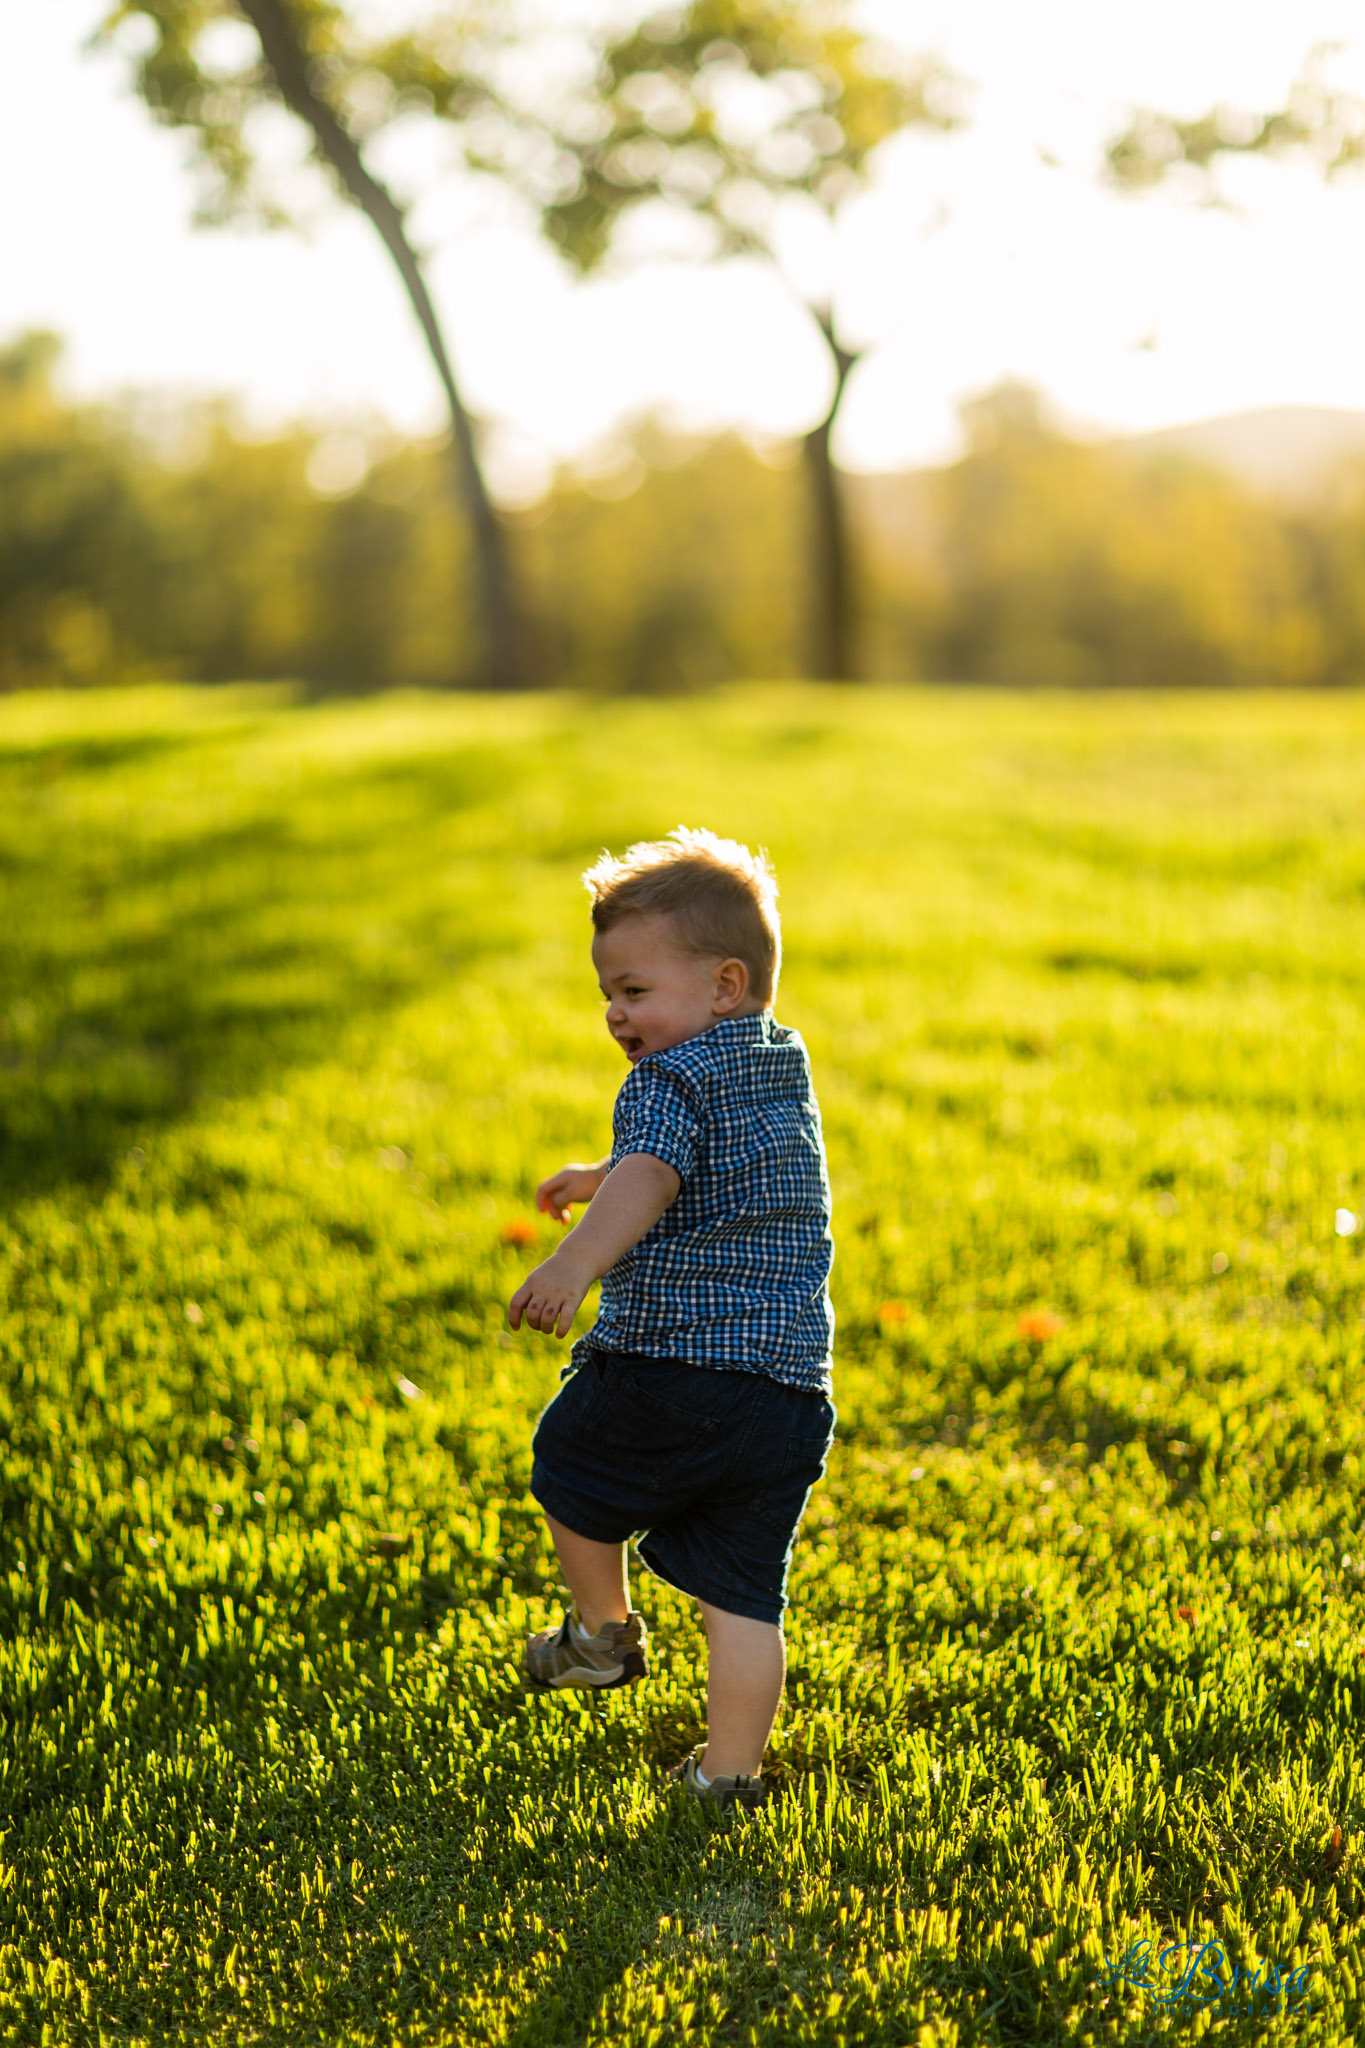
[{"x1": 712, "y1": 957, "x2": 750, "y2": 1013}]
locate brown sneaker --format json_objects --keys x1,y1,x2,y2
[
  {"x1": 523, "y1": 1607, "x2": 648, "y2": 1691},
  {"x1": 667, "y1": 1749, "x2": 766, "y2": 1813}
]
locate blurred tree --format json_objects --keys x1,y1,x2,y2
[
  {"x1": 476, "y1": 1, "x2": 961, "y2": 681},
  {"x1": 96, "y1": 0, "x2": 529, "y2": 687},
  {"x1": 922, "y1": 382, "x2": 1328, "y2": 690},
  {"x1": 12, "y1": 330, "x2": 1362, "y2": 696},
  {"x1": 1102, "y1": 47, "x2": 1365, "y2": 690},
  {"x1": 0, "y1": 334, "x2": 157, "y2": 690},
  {"x1": 94, "y1": 3, "x2": 960, "y2": 689},
  {"x1": 1104, "y1": 45, "x2": 1365, "y2": 193},
  {"x1": 521, "y1": 426, "x2": 805, "y2": 691},
  {"x1": 139, "y1": 412, "x2": 471, "y2": 689}
]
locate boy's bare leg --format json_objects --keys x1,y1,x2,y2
[
  {"x1": 698, "y1": 1602, "x2": 785, "y2": 1779},
  {"x1": 546, "y1": 1515, "x2": 630, "y2": 1635}
]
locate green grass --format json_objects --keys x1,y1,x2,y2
[{"x1": 1, "y1": 681, "x2": 1363, "y2": 2047}]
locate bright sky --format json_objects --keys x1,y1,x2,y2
[{"x1": 7, "y1": 0, "x2": 1365, "y2": 497}]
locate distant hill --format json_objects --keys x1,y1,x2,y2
[{"x1": 1112, "y1": 406, "x2": 1365, "y2": 498}]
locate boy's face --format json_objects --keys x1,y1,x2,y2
[{"x1": 593, "y1": 912, "x2": 752, "y2": 1063}]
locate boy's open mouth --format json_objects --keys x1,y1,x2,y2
[{"x1": 619, "y1": 1034, "x2": 645, "y2": 1060}]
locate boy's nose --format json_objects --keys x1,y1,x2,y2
[{"x1": 605, "y1": 1000, "x2": 626, "y2": 1028}]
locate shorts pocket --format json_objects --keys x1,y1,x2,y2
[{"x1": 613, "y1": 1363, "x2": 747, "y2": 1487}]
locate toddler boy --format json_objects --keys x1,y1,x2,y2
[{"x1": 508, "y1": 827, "x2": 835, "y2": 1811}]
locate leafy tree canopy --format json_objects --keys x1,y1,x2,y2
[
  {"x1": 509, "y1": 0, "x2": 962, "y2": 279},
  {"x1": 1105, "y1": 45, "x2": 1365, "y2": 195},
  {"x1": 96, "y1": 1, "x2": 510, "y2": 227},
  {"x1": 99, "y1": 3, "x2": 961, "y2": 274}
]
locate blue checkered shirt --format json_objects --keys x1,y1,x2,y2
[{"x1": 573, "y1": 1012, "x2": 835, "y2": 1392}]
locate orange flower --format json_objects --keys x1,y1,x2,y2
[
  {"x1": 877, "y1": 1301, "x2": 909, "y2": 1325},
  {"x1": 1017, "y1": 1310, "x2": 1064, "y2": 1342},
  {"x1": 499, "y1": 1219, "x2": 538, "y2": 1248},
  {"x1": 1177, "y1": 1604, "x2": 1195, "y2": 1624}
]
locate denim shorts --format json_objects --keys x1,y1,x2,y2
[{"x1": 529, "y1": 1346, "x2": 836, "y2": 1626}]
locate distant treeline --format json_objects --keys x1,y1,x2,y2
[{"x1": 5, "y1": 330, "x2": 1365, "y2": 693}]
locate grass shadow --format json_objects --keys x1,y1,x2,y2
[{"x1": 0, "y1": 721, "x2": 514, "y2": 1203}]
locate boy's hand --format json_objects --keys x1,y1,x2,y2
[
  {"x1": 511, "y1": 1154, "x2": 679, "y2": 1341},
  {"x1": 509, "y1": 1249, "x2": 593, "y2": 1340},
  {"x1": 536, "y1": 1160, "x2": 609, "y2": 1225}
]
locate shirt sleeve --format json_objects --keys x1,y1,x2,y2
[{"x1": 611, "y1": 1060, "x2": 704, "y2": 1182}]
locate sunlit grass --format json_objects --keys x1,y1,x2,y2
[{"x1": 1, "y1": 682, "x2": 1363, "y2": 2045}]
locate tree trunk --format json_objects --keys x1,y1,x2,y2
[
  {"x1": 802, "y1": 313, "x2": 861, "y2": 681},
  {"x1": 238, "y1": 0, "x2": 528, "y2": 689}
]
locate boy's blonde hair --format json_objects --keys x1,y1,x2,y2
[{"x1": 583, "y1": 827, "x2": 781, "y2": 1005}]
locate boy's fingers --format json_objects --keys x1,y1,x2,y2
[
  {"x1": 508, "y1": 1279, "x2": 533, "y2": 1329},
  {"x1": 510, "y1": 1269, "x2": 581, "y2": 1336}
]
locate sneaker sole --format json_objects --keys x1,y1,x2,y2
[{"x1": 525, "y1": 1648, "x2": 648, "y2": 1692}]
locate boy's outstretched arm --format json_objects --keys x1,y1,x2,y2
[
  {"x1": 509, "y1": 1153, "x2": 681, "y2": 1338},
  {"x1": 536, "y1": 1157, "x2": 611, "y2": 1225}
]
